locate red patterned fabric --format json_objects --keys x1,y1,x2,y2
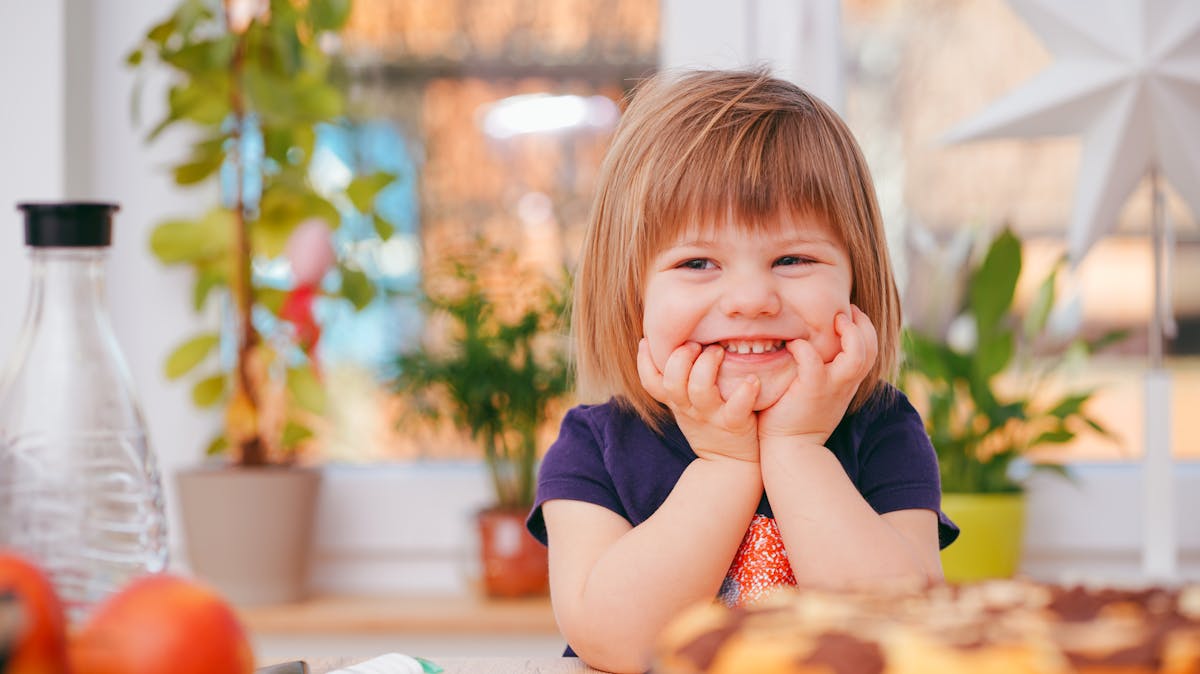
[{"x1": 718, "y1": 514, "x2": 797, "y2": 607}]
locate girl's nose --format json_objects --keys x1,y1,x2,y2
[{"x1": 718, "y1": 270, "x2": 781, "y2": 317}]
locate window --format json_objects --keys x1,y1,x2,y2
[{"x1": 308, "y1": 0, "x2": 659, "y2": 462}]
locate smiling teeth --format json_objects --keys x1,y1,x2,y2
[{"x1": 721, "y1": 340, "x2": 784, "y2": 354}]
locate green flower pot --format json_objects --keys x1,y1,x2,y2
[{"x1": 940, "y1": 492, "x2": 1026, "y2": 583}]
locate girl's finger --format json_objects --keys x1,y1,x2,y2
[
  {"x1": 829, "y1": 308, "x2": 877, "y2": 383},
  {"x1": 660, "y1": 341, "x2": 702, "y2": 406},
  {"x1": 722, "y1": 374, "x2": 760, "y2": 421},
  {"x1": 853, "y1": 305, "x2": 879, "y2": 372},
  {"x1": 687, "y1": 345, "x2": 725, "y2": 411},
  {"x1": 828, "y1": 313, "x2": 865, "y2": 381},
  {"x1": 636, "y1": 339, "x2": 670, "y2": 403},
  {"x1": 785, "y1": 337, "x2": 823, "y2": 378}
]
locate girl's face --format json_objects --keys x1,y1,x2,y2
[{"x1": 642, "y1": 211, "x2": 854, "y2": 410}]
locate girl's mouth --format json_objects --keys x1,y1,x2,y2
[{"x1": 713, "y1": 339, "x2": 786, "y2": 355}]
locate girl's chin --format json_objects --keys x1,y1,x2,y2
[{"x1": 716, "y1": 367, "x2": 795, "y2": 411}]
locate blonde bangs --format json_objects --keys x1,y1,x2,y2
[{"x1": 644, "y1": 103, "x2": 850, "y2": 250}]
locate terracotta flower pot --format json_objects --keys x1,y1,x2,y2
[{"x1": 475, "y1": 507, "x2": 548, "y2": 598}]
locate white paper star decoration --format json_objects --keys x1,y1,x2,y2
[{"x1": 944, "y1": 0, "x2": 1200, "y2": 262}]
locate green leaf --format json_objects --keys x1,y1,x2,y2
[
  {"x1": 149, "y1": 220, "x2": 202, "y2": 264},
  {"x1": 149, "y1": 208, "x2": 233, "y2": 264},
  {"x1": 145, "y1": 109, "x2": 183, "y2": 143},
  {"x1": 308, "y1": 0, "x2": 353, "y2": 32},
  {"x1": 191, "y1": 374, "x2": 226, "y2": 407},
  {"x1": 146, "y1": 17, "x2": 177, "y2": 46},
  {"x1": 1032, "y1": 429, "x2": 1076, "y2": 445},
  {"x1": 192, "y1": 266, "x2": 227, "y2": 311},
  {"x1": 1048, "y1": 392, "x2": 1093, "y2": 418},
  {"x1": 1033, "y1": 462, "x2": 1074, "y2": 482},
  {"x1": 205, "y1": 433, "x2": 229, "y2": 457},
  {"x1": 973, "y1": 330, "x2": 1013, "y2": 380},
  {"x1": 175, "y1": 0, "x2": 214, "y2": 36},
  {"x1": 287, "y1": 366, "x2": 326, "y2": 414},
  {"x1": 346, "y1": 172, "x2": 395, "y2": 212},
  {"x1": 970, "y1": 228, "x2": 1021, "y2": 335},
  {"x1": 165, "y1": 333, "x2": 220, "y2": 380},
  {"x1": 244, "y1": 67, "x2": 343, "y2": 125},
  {"x1": 126, "y1": 49, "x2": 144, "y2": 67},
  {"x1": 902, "y1": 329, "x2": 974, "y2": 383},
  {"x1": 167, "y1": 76, "x2": 231, "y2": 126},
  {"x1": 1083, "y1": 416, "x2": 1114, "y2": 438},
  {"x1": 257, "y1": 288, "x2": 288, "y2": 315},
  {"x1": 255, "y1": 187, "x2": 339, "y2": 257},
  {"x1": 262, "y1": 126, "x2": 316, "y2": 166},
  {"x1": 1087, "y1": 328, "x2": 1130, "y2": 355},
  {"x1": 341, "y1": 267, "x2": 373, "y2": 310},
  {"x1": 1023, "y1": 262, "x2": 1058, "y2": 341},
  {"x1": 282, "y1": 420, "x2": 314, "y2": 449},
  {"x1": 162, "y1": 37, "x2": 236, "y2": 75},
  {"x1": 967, "y1": 374, "x2": 1000, "y2": 413},
  {"x1": 373, "y1": 214, "x2": 395, "y2": 240},
  {"x1": 173, "y1": 151, "x2": 225, "y2": 185}
]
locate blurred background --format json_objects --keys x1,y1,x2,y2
[{"x1": 0, "y1": 0, "x2": 1196, "y2": 660}]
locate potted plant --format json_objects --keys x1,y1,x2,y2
[
  {"x1": 393, "y1": 247, "x2": 572, "y2": 598},
  {"x1": 901, "y1": 226, "x2": 1123, "y2": 582},
  {"x1": 127, "y1": 0, "x2": 397, "y2": 603}
]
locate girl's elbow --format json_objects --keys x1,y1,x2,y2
[
  {"x1": 560, "y1": 618, "x2": 655, "y2": 673},
  {"x1": 570, "y1": 643, "x2": 653, "y2": 674}
]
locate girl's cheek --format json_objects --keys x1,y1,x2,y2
[{"x1": 644, "y1": 334, "x2": 670, "y2": 372}]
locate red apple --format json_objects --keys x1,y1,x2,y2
[
  {"x1": 0, "y1": 551, "x2": 69, "y2": 674},
  {"x1": 69, "y1": 574, "x2": 254, "y2": 674}
]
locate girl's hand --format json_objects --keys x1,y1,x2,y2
[
  {"x1": 637, "y1": 339, "x2": 761, "y2": 463},
  {"x1": 758, "y1": 306, "x2": 878, "y2": 446}
]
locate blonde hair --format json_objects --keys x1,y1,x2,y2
[{"x1": 573, "y1": 69, "x2": 901, "y2": 432}]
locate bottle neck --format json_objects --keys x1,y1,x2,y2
[
  {"x1": 0, "y1": 247, "x2": 117, "y2": 402},
  {"x1": 26, "y1": 248, "x2": 110, "y2": 319}
]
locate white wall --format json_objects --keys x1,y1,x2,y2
[
  {"x1": 0, "y1": 1, "x2": 66, "y2": 351},
  {"x1": 660, "y1": 0, "x2": 843, "y2": 111}
]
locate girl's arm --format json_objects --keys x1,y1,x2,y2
[
  {"x1": 541, "y1": 340, "x2": 762, "y2": 672},
  {"x1": 542, "y1": 456, "x2": 762, "y2": 674},
  {"x1": 758, "y1": 308, "x2": 942, "y2": 587},
  {"x1": 760, "y1": 441, "x2": 943, "y2": 587}
]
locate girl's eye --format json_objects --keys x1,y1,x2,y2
[
  {"x1": 678, "y1": 258, "x2": 715, "y2": 270},
  {"x1": 775, "y1": 255, "x2": 815, "y2": 267}
]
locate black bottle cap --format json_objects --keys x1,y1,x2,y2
[{"x1": 17, "y1": 202, "x2": 119, "y2": 247}]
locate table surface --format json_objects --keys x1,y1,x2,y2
[
  {"x1": 303, "y1": 656, "x2": 601, "y2": 673},
  {"x1": 240, "y1": 595, "x2": 559, "y2": 635}
]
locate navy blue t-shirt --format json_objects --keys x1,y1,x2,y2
[
  {"x1": 527, "y1": 384, "x2": 959, "y2": 547},
  {"x1": 525, "y1": 384, "x2": 957, "y2": 658}
]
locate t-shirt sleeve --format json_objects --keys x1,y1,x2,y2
[
  {"x1": 525, "y1": 406, "x2": 627, "y2": 545},
  {"x1": 857, "y1": 393, "x2": 961, "y2": 549}
]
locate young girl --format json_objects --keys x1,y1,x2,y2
[{"x1": 525, "y1": 69, "x2": 958, "y2": 673}]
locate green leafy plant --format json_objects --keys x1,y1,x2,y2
[
  {"x1": 393, "y1": 251, "x2": 573, "y2": 510},
  {"x1": 128, "y1": 0, "x2": 396, "y2": 466},
  {"x1": 901, "y1": 227, "x2": 1124, "y2": 493}
]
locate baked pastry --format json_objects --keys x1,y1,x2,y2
[
  {"x1": 655, "y1": 580, "x2": 1200, "y2": 674},
  {"x1": 1040, "y1": 585, "x2": 1200, "y2": 674}
]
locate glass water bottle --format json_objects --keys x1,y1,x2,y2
[{"x1": 0, "y1": 202, "x2": 168, "y2": 622}]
